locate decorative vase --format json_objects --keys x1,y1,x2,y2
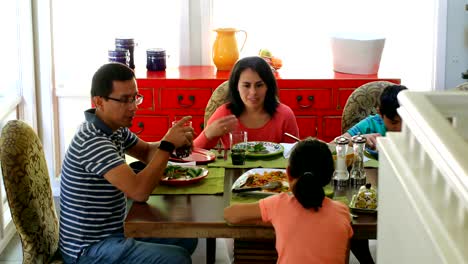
[{"x1": 212, "y1": 28, "x2": 247, "y2": 71}]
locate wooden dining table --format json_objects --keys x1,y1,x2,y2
[{"x1": 124, "y1": 167, "x2": 378, "y2": 264}]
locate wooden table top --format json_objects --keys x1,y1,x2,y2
[{"x1": 124, "y1": 168, "x2": 378, "y2": 240}]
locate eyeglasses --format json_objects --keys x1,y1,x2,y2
[{"x1": 103, "y1": 94, "x2": 144, "y2": 105}]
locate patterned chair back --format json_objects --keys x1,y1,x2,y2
[
  {"x1": 204, "y1": 81, "x2": 230, "y2": 127},
  {"x1": 341, "y1": 81, "x2": 398, "y2": 134},
  {"x1": 0, "y1": 120, "x2": 62, "y2": 263},
  {"x1": 454, "y1": 82, "x2": 468, "y2": 91}
]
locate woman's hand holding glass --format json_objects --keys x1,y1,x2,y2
[{"x1": 204, "y1": 115, "x2": 238, "y2": 140}]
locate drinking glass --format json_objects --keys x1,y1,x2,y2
[
  {"x1": 229, "y1": 131, "x2": 248, "y2": 165},
  {"x1": 171, "y1": 120, "x2": 192, "y2": 158}
]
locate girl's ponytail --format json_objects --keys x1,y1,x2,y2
[
  {"x1": 293, "y1": 172, "x2": 325, "y2": 211},
  {"x1": 288, "y1": 138, "x2": 334, "y2": 211}
]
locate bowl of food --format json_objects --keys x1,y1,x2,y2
[
  {"x1": 328, "y1": 143, "x2": 354, "y2": 168},
  {"x1": 349, "y1": 183, "x2": 378, "y2": 213}
]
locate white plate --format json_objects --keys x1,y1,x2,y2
[
  {"x1": 234, "y1": 141, "x2": 284, "y2": 158},
  {"x1": 231, "y1": 168, "x2": 289, "y2": 196},
  {"x1": 161, "y1": 165, "x2": 209, "y2": 186}
]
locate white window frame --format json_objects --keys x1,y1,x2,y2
[{"x1": 0, "y1": 0, "x2": 39, "y2": 252}]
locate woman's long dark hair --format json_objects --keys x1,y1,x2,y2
[
  {"x1": 289, "y1": 138, "x2": 334, "y2": 211},
  {"x1": 227, "y1": 56, "x2": 279, "y2": 116}
]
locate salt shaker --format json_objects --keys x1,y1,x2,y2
[
  {"x1": 333, "y1": 136, "x2": 350, "y2": 186},
  {"x1": 350, "y1": 135, "x2": 367, "y2": 187}
]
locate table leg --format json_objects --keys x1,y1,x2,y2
[
  {"x1": 206, "y1": 238, "x2": 216, "y2": 264},
  {"x1": 350, "y1": 238, "x2": 375, "y2": 264}
]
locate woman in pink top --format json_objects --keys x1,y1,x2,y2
[
  {"x1": 194, "y1": 56, "x2": 299, "y2": 149},
  {"x1": 224, "y1": 139, "x2": 353, "y2": 264}
]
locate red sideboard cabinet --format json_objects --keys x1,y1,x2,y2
[{"x1": 131, "y1": 66, "x2": 400, "y2": 143}]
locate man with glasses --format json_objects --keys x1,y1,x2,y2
[{"x1": 59, "y1": 63, "x2": 197, "y2": 263}]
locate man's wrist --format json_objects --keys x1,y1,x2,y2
[{"x1": 158, "y1": 140, "x2": 175, "y2": 153}]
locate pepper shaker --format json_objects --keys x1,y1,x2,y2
[
  {"x1": 333, "y1": 136, "x2": 350, "y2": 187},
  {"x1": 350, "y1": 134, "x2": 367, "y2": 187}
]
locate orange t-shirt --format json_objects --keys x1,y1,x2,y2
[{"x1": 259, "y1": 193, "x2": 353, "y2": 264}]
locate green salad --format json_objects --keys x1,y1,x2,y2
[
  {"x1": 163, "y1": 165, "x2": 203, "y2": 180},
  {"x1": 247, "y1": 143, "x2": 267, "y2": 153}
]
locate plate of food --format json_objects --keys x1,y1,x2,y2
[
  {"x1": 231, "y1": 168, "x2": 335, "y2": 197},
  {"x1": 161, "y1": 165, "x2": 209, "y2": 186},
  {"x1": 364, "y1": 147, "x2": 379, "y2": 160},
  {"x1": 169, "y1": 147, "x2": 216, "y2": 165},
  {"x1": 231, "y1": 168, "x2": 289, "y2": 196},
  {"x1": 233, "y1": 141, "x2": 284, "y2": 158}
]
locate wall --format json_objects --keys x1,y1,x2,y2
[{"x1": 444, "y1": 0, "x2": 468, "y2": 89}]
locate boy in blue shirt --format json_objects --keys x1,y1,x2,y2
[{"x1": 343, "y1": 84, "x2": 408, "y2": 150}]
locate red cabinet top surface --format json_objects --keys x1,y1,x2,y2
[{"x1": 136, "y1": 66, "x2": 400, "y2": 83}]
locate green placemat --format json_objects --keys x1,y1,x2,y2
[
  {"x1": 152, "y1": 167, "x2": 225, "y2": 195},
  {"x1": 230, "y1": 185, "x2": 337, "y2": 205},
  {"x1": 364, "y1": 159, "x2": 379, "y2": 168},
  {"x1": 208, "y1": 155, "x2": 287, "y2": 169}
]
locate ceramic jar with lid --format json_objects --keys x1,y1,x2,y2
[
  {"x1": 355, "y1": 183, "x2": 377, "y2": 209},
  {"x1": 108, "y1": 49, "x2": 130, "y2": 66},
  {"x1": 115, "y1": 38, "x2": 135, "y2": 69},
  {"x1": 146, "y1": 49, "x2": 166, "y2": 71}
]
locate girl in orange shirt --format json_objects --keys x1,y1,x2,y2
[{"x1": 224, "y1": 138, "x2": 353, "y2": 264}]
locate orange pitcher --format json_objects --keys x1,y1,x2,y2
[{"x1": 212, "y1": 28, "x2": 247, "y2": 71}]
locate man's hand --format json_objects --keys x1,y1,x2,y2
[{"x1": 163, "y1": 116, "x2": 194, "y2": 148}]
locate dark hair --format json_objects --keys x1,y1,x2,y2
[
  {"x1": 91, "y1": 62, "x2": 135, "y2": 97},
  {"x1": 379, "y1": 85, "x2": 408, "y2": 120},
  {"x1": 288, "y1": 138, "x2": 334, "y2": 211},
  {"x1": 227, "y1": 56, "x2": 279, "y2": 116}
]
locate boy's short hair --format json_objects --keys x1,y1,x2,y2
[{"x1": 379, "y1": 85, "x2": 408, "y2": 120}]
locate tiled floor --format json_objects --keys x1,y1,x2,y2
[
  {"x1": 0, "y1": 234, "x2": 22, "y2": 264},
  {"x1": 0, "y1": 235, "x2": 233, "y2": 264},
  {"x1": 0, "y1": 236, "x2": 375, "y2": 263}
]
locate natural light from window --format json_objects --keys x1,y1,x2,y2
[
  {"x1": 52, "y1": 0, "x2": 181, "y2": 92},
  {"x1": 52, "y1": 0, "x2": 437, "y2": 92},
  {"x1": 213, "y1": 0, "x2": 437, "y2": 91}
]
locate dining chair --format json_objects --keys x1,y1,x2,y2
[
  {"x1": 454, "y1": 82, "x2": 468, "y2": 91},
  {"x1": 204, "y1": 80, "x2": 230, "y2": 127},
  {"x1": 0, "y1": 120, "x2": 63, "y2": 264},
  {"x1": 341, "y1": 81, "x2": 397, "y2": 134}
]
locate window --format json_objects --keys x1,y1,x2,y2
[
  {"x1": 212, "y1": 0, "x2": 438, "y2": 91},
  {"x1": 52, "y1": 0, "x2": 182, "y2": 92},
  {"x1": 0, "y1": 0, "x2": 35, "y2": 251}
]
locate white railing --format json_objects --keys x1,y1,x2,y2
[{"x1": 377, "y1": 91, "x2": 468, "y2": 264}]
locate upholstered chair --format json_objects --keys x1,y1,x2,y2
[
  {"x1": 341, "y1": 81, "x2": 398, "y2": 134},
  {"x1": 204, "y1": 81, "x2": 230, "y2": 127},
  {"x1": 0, "y1": 120, "x2": 62, "y2": 263},
  {"x1": 454, "y1": 82, "x2": 468, "y2": 91}
]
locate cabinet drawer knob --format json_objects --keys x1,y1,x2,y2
[
  {"x1": 135, "y1": 122, "x2": 144, "y2": 134},
  {"x1": 296, "y1": 95, "x2": 314, "y2": 108},
  {"x1": 177, "y1": 95, "x2": 196, "y2": 108}
]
